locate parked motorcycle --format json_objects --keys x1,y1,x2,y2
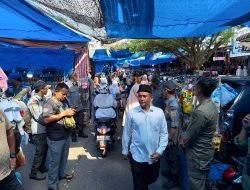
[
  {"x1": 95, "y1": 117, "x2": 116, "y2": 157},
  {"x1": 211, "y1": 156, "x2": 244, "y2": 190}
]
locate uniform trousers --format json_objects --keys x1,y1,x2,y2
[{"x1": 31, "y1": 133, "x2": 48, "y2": 174}]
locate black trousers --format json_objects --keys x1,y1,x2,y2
[
  {"x1": 72, "y1": 110, "x2": 84, "y2": 136},
  {"x1": 31, "y1": 133, "x2": 48, "y2": 174},
  {"x1": 165, "y1": 145, "x2": 180, "y2": 178},
  {"x1": 129, "y1": 155, "x2": 160, "y2": 190},
  {"x1": 0, "y1": 171, "x2": 23, "y2": 190}
]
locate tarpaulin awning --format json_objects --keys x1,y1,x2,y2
[
  {"x1": 91, "y1": 49, "x2": 117, "y2": 62},
  {"x1": 109, "y1": 49, "x2": 133, "y2": 58},
  {"x1": 0, "y1": 38, "x2": 88, "y2": 49},
  {"x1": 92, "y1": 48, "x2": 178, "y2": 67},
  {"x1": 0, "y1": 0, "x2": 90, "y2": 42},
  {"x1": 28, "y1": 0, "x2": 250, "y2": 40},
  {"x1": 125, "y1": 57, "x2": 177, "y2": 67},
  {"x1": 101, "y1": 0, "x2": 250, "y2": 39},
  {"x1": 0, "y1": 48, "x2": 75, "y2": 73}
]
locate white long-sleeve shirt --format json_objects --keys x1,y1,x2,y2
[{"x1": 122, "y1": 106, "x2": 168, "y2": 164}]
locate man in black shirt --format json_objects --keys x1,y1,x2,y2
[{"x1": 43, "y1": 83, "x2": 75, "y2": 190}]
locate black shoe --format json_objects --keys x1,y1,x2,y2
[
  {"x1": 59, "y1": 174, "x2": 73, "y2": 180},
  {"x1": 78, "y1": 132, "x2": 88, "y2": 138},
  {"x1": 162, "y1": 180, "x2": 178, "y2": 189},
  {"x1": 29, "y1": 172, "x2": 46, "y2": 180},
  {"x1": 39, "y1": 167, "x2": 48, "y2": 173}
]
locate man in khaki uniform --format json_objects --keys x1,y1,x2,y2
[
  {"x1": 28, "y1": 80, "x2": 48, "y2": 180},
  {"x1": 162, "y1": 80, "x2": 180, "y2": 189},
  {"x1": 66, "y1": 71, "x2": 88, "y2": 142},
  {"x1": 180, "y1": 78, "x2": 218, "y2": 190},
  {"x1": 0, "y1": 110, "x2": 23, "y2": 189}
]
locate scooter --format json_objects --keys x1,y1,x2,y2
[{"x1": 95, "y1": 117, "x2": 116, "y2": 157}]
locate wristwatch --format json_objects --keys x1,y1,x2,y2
[{"x1": 10, "y1": 153, "x2": 16, "y2": 158}]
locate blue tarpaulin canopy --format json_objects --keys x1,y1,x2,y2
[
  {"x1": 0, "y1": 0, "x2": 90, "y2": 42},
  {"x1": 92, "y1": 49, "x2": 117, "y2": 63},
  {"x1": 124, "y1": 56, "x2": 177, "y2": 67},
  {"x1": 100, "y1": 0, "x2": 250, "y2": 39},
  {"x1": 27, "y1": 0, "x2": 250, "y2": 40},
  {"x1": 92, "y1": 49, "x2": 145, "y2": 62},
  {"x1": 0, "y1": 48, "x2": 75, "y2": 73},
  {"x1": 110, "y1": 49, "x2": 133, "y2": 58},
  {"x1": 92, "y1": 48, "x2": 178, "y2": 69}
]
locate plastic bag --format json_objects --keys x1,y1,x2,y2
[
  {"x1": 220, "y1": 84, "x2": 238, "y2": 107},
  {"x1": 211, "y1": 87, "x2": 221, "y2": 111},
  {"x1": 211, "y1": 83, "x2": 238, "y2": 109},
  {"x1": 21, "y1": 131, "x2": 29, "y2": 146},
  {"x1": 222, "y1": 83, "x2": 238, "y2": 97}
]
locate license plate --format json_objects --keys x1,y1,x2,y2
[{"x1": 97, "y1": 136, "x2": 110, "y2": 141}]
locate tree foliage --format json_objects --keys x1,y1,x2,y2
[{"x1": 114, "y1": 30, "x2": 233, "y2": 70}]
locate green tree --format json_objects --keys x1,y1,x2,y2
[{"x1": 114, "y1": 30, "x2": 233, "y2": 70}]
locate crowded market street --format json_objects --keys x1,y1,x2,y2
[
  {"x1": 1, "y1": 1, "x2": 250, "y2": 190},
  {"x1": 18, "y1": 121, "x2": 170, "y2": 190}
]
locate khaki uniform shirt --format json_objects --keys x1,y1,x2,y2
[
  {"x1": 165, "y1": 96, "x2": 180, "y2": 143},
  {"x1": 66, "y1": 80, "x2": 83, "y2": 112},
  {"x1": 183, "y1": 99, "x2": 218, "y2": 178},
  {"x1": 0, "y1": 110, "x2": 13, "y2": 180},
  {"x1": 27, "y1": 94, "x2": 46, "y2": 134}
]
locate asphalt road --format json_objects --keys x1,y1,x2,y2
[{"x1": 18, "y1": 121, "x2": 177, "y2": 190}]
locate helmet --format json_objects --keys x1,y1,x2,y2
[{"x1": 97, "y1": 83, "x2": 109, "y2": 94}]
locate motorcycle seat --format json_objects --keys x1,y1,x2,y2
[{"x1": 96, "y1": 117, "x2": 114, "y2": 123}]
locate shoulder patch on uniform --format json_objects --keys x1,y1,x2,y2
[
  {"x1": 170, "y1": 111, "x2": 177, "y2": 117},
  {"x1": 32, "y1": 100, "x2": 39, "y2": 104},
  {"x1": 43, "y1": 107, "x2": 49, "y2": 113}
]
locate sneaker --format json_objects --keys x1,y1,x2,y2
[{"x1": 29, "y1": 172, "x2": 46, "y2": 180}]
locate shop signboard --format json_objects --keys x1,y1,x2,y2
[
  {"x1": 231, "y1": 27, "x2": 250, "y2": 57},
  {"x1": 213, "y1": 57, "x2": 225, "y2": 61}
]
